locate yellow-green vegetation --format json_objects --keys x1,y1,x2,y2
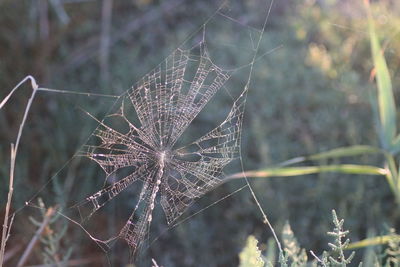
[
  {"x1": 232, "y1": 1, "x2": 400, "y2": 265},
  {"x1": 239, "y1": 236, "x2": 265, "y2": 267},
  {"x1": 1, "y1": 0, "x2": 400, "y2": 266}
]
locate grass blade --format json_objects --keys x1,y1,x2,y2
[
  {"x1": 307, "y1": 145, "x2": 381, "y2": 161},
  {"x1": 391, "y1": 134, "x2": 400, "y2": 154},
  {"x1": 366, "y1": 0, "x2": 397, "y2": 150},
  {"x1": 228, "y1": 164, "x2": 387, "y2": 180},
  {"x1": 276, "y1": 146, "x2": 381, "y2": 167},
  {"x1": 346, "y1": 235, "x2": 400, "y2": 250}
]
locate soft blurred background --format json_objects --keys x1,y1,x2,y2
[{"x1": 1, "y1": 0, "x2": 400, "y2": 266}]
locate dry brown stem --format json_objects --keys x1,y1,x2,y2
[{"x1": 0, "y1": 76, "x2": 39, "y2": 267}]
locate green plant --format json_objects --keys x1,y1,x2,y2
[
  {"x1": 228, "y1": 0, "x2": 400, "y2": 255},
  {"x1": 239, "y1": 235, "x2": 265, "y2": 267},
  {"x1": 28, "y1": 199, "x2": 72, "y2": 266},
  {"x1": 281, "y1": 222, "x2": 307, "y2": 266},
  {"x1": 323, "y1": 210, "x2": 355, "y2": 266},
  {"x1": 2, "y1": 1, "x2": 400, "y2": 266},
  {"x1": 239, "y1": 210, "x2": 357, "y2": 267}
]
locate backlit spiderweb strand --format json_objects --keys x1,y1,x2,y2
[
  {"x1": 0, "y1": 1, "x2": 281, "y2": 263},
  {"x1": 76, "y1": 40, "x2": 247, "y2": 256}
]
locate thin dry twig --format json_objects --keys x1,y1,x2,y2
[
  {"x1": 16, "y1": 207, "x2": 56, "y2": 267},
  {"x1": 0, "y1": 76, "x2": 118, "y2": 267},
  {"x1": 0, "y1": 76, "x2": 39, "y2": 267},
  {"x1": 151, "y1": 258, "x2": 162, "y2": 267},
  {"x1": 310, "y1": 250, "x2": 325, "y2": 266}
]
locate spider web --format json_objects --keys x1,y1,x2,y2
[
  {"x1": 0, "y1": 2, "x2": 277, "y2": 264},
  {"x1": 76, "y1": 40, "x2": 247, "y2": 256}
]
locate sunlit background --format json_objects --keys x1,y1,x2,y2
[{"x1": 1, "y1": 0, "x2": 400, "y2": 266}]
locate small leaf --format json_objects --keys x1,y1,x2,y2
[
  {"x1": 239, "y1": 235, "x2": 265, "y2": 267},
  {"x1": 282, "y1": 222, "x2": 308, "y2": 265}
]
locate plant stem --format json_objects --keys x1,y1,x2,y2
[{"x1": 0, "y1": 76, "x2": 39, "y2": 267}]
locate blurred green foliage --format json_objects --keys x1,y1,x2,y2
[{"x1": 1, "y1": 0, "x2": 400, "y2": 266}]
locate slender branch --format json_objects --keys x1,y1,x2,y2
[
  {"x1": 310, "y1": 250, "x2": 327, "y2": 267},
  {"x1": 151, "y1": 258, "x2": 162, "y2": 267},
  {"x1": 0, "y1": 76, "x2": 38, "y2": 109},
  {"x1": 4, "y1": 214, "x2": 15, "y2": 254},
  {"x1": 0, "y1": 76, "x2": 39, "y2": 267}
]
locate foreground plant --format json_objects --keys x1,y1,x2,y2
[{"x1": 239, "y1": 210, "x2": 357, "y2": 267}]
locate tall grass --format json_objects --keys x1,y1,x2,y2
[
  {"x1": 1, "y1": 1, "x2": 400, "y2": 266},
  {"x1": 231, "y1": 0, "x2": 400, "y2": 254}
]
